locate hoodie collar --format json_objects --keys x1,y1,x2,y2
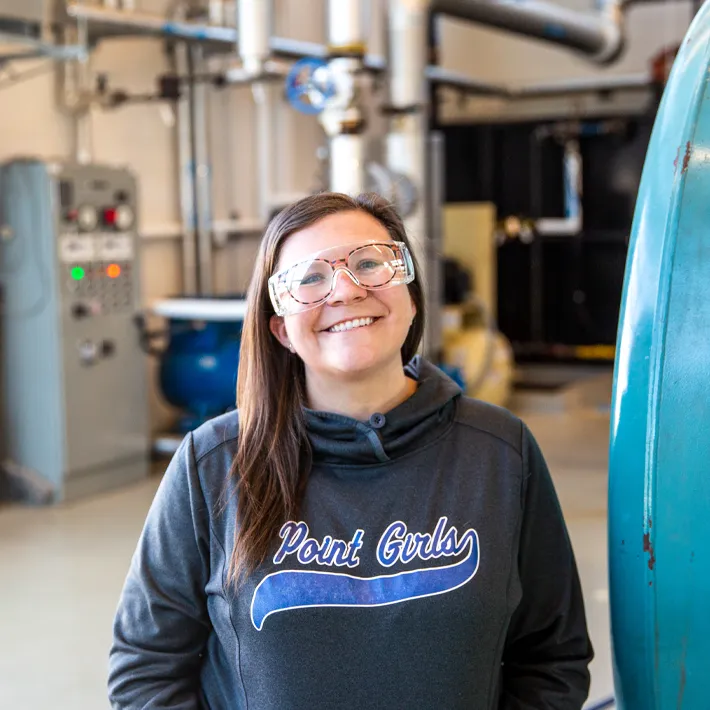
[{"x1": 304, "y1": 357, "x2": 462, "y2": 467}]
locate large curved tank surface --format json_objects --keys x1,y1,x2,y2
[{"x1": 609, "y1": 4, "x2": 710, "y2": 708}]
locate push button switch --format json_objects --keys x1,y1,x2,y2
[{"x1": 369, "y1": 413, "x2": 386, "y2": 429}]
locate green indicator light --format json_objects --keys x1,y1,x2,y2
[{"x1": 71, "y1": 266, "x2": 85, "y2": 281}]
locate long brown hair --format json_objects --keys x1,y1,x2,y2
[{"x1": 228, "y1": 192, "x2": 426, "y2": 586}]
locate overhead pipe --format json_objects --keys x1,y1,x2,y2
[
  {"x1": 65, "y1": 3, "x2": 639, "y2": 100},
  {"x1": 431, "y1": 0, "x2": 624, "y2": 64}
]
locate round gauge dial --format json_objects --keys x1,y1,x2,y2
[
  {"x1": 114, "y1": 204, "x2": 135, "y2": 231},
  {"x1": 77, "y1": 205, "x2": 98, "y2": 232}
]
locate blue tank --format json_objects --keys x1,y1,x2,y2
[
  {"x1": 608, "y1": 5, "x2": 710, "y2": 708},
  {"x1": 159, "y1": 317, "x2": 242, "y2": 432}
]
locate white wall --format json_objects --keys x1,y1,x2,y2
[{"x1": 0, "y1": 0, "x2": 696, "y2": 431}]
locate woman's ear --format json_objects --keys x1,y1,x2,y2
[{"x1": 269, "y1": 315, "x2": 291, "y2": 350}]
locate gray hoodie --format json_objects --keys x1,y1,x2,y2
[{"x1": 109, "y1": 357, "x2": 592, "y2": 709}]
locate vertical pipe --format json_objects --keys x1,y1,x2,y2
[
  {"x1": 387, "y1": 0, "x2": 432, "y2": 352},
  {"x1": 238, "y1": 0, "x2": 272, "y2": 76},
  {"x1": 191, "y1": 46, "x2": 214, "y2": 295},
  {"x1": 57, "y1": 20, "x2": 93, "y2": 164},
  {"x1": 427, "y1": 131, "x2": 445, "y2": 358},
  {"x1": 328, "y1": 0, "x2": 367, "y2": 54},
  {"x1": 322, "y1": 2, "x2": 369, "y2": 196},
  {"x1": 252, "y1": 82, "x2": 275, "y2": 222},
  {"x1": 330, "y1": 133, "x2": 367, "y2": 196},
  {"x1": 175, "y1": 43, "x2": 198, "y2": 295}
]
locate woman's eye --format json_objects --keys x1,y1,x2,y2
[
  {"x1": 300, "y1": 272, "x2": 326, "y2": 286},
  {"x1": 356, "y1": 260, "x2": 382, "y2": 271}
]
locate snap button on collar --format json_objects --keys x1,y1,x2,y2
[{"x1": 369, "y1": 413, "x2": 386, "y2": 429}]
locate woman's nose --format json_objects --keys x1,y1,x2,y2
[{"x1": 327, "y1": 268, "x2": 367, "y2": 305}]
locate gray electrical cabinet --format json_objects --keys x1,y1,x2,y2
[{"x1": 0, "y1": 159, "x2": 149, "y2": 502}]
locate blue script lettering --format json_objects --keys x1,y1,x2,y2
[
  {"x1": 377, "y1": 517, "x2": 477, "y2": 567},
  {"x1": 273, "y1": 522, "x2": 364, "y2": 568}
]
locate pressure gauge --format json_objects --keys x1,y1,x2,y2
[
  {"x1": 114, "y1": 204, "x2": 135, "y2": 231},
  {"x1": 77, "y1": 205, "x2": 98, "y2": 232}
]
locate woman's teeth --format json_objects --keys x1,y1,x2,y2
[{"x1": 327, "y1": 317, "x2": 376, "y2": 333}]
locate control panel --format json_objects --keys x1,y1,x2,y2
[{"x1": 58, "y1": 171, "x2": 138, "y2": 322}]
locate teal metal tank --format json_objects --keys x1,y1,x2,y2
[{"x1": 609, "y1": 4, "x2": 710, "y2": 709}]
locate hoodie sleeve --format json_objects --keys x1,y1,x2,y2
[
  {"x1": 499, "y1": 425, "x2": 594, "y2": 710},
  {"x1": 108, "y1": 433, "x2": 211, "y2": 709}
]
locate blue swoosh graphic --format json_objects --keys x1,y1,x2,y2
[{"x1": 250, "y1": 532, "x2": 479, "y2": 631}]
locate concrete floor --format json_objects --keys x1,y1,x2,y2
[{"x1": 0, "y1": 369, "x2": 615, "y2": 710}]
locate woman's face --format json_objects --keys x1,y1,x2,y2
[{"x1": 269, "y1": 210, "x2": 417, "y2": 380}]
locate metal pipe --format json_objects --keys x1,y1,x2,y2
[
  {"x1": 55, "y1": 21, "x2": 93, "y2": 164},
  {"x1": 238, "y1": 0, "x2": 272, "y2": 76},
  {"x1": 252, "y1": 82, "x2": 276, "y2": 222},
  {"x1": 175, "y1": 43, "x2": 198, "y2": 295},
  {"x1": 426, "y1": 66, "x2": 650, "y2": 98},
  {"x1": 65, "y1": 3, "x2": 640, "y2": 98},
  {"x1": 431, "y1": 0, "x2": 623, "y2": 64},
  {"x1": 328, "y1": 0, "x2": 368, "y2": 55},
  {"x1": 65, "y1": 2, "x2": 238, "y2": 44},
  {"x1": 330, "y1": 133, "x2": 367, "y2": 195},
  {"x1": 320, "y1": 1, "x2": 370, "y2": 196},
  {"x1": 191, "y1": 45, "x2": 214, "y2": 295},
  {"x1": 386, "y1": 0, "x2": 431, "y2": 317}
]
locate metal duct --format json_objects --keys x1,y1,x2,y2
[{"x1": 431, "y1": 0, "x2": 624, "y2": 64}]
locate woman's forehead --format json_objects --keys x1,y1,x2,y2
[{"x1": 276, "y1": 211, "x2": 391, "y2": 269}]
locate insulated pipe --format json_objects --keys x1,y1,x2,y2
[
  {"x1": 386, "y1": 0, "x2": 430, "y2": 248},
  {"x1": 191, "y1": 46, "x2": 214, "y2": 295},
  {"x1": 320, "y1": 1, "x2": 370, "y2": 196},
  {"x1": 175, "y1": 43, "x2": 198, "y2": 295},
  {"x1": 431, "y1": 0, "x2": 623, "y2": 64},
  {"x1": 386, "y1": 0, "x2": 433, "y2": 352},
  {"x1": 252, "y1": 82, "x2": 276, "y2": 222},
  {"x1": 330, "y1": 133, "x2": 367, "y2": 196},
  {"x1": 238, "y1": 0, "x2": 272, "y2": 76},
  {"x1": 328, "y1": 0, "x2": 367, "y2": 55}
]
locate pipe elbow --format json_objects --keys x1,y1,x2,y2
[
  {"x1": 592, "y1": 18, "x2": 625, "y2": 65},
  {"x1": 591, "y1": 0, "x2": 626, "y2": 65}
]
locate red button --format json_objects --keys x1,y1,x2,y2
[{"x1": 103, "y1": 208, "x2": 117, "y2": 226}]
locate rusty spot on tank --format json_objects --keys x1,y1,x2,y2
[
  {"x1": 643, "y1": 532, "x2": 656, "y2": 570},
  {"x1": 682, "y1": 142, "x2": 692, "y2": 173}
]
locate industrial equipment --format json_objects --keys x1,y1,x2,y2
[
  {"x1": 609, "y1": 2, "x2": 710, "y2": 708},
  {"x1": 137, "y1": 296, "x2": 246, "y2": 454},
  {"x1": 0, "y1": 160, "x2": 149, "y2": 503}
]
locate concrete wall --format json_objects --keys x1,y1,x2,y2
[{"x1": 0, "y1": 0, "x2": 695, "y2": 432}]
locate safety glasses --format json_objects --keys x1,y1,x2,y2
[{"x1": 268, "y1": 240, "x2": 415, "y2": 317}]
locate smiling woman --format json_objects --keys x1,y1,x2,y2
[{"x1": 109, "y1": 192, "x2": 593, "y2": 710}]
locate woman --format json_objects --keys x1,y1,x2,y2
[{"x1": 109, "y1": 193, "x2": 593, "y2": 709}]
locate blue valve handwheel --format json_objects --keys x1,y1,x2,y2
[{"x1": 285, "y1": 58, "x2": 335, "y2": 115}]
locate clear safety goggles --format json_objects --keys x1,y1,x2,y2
[{"x1": 268, "y1": 240, "x2": 415, "y2": 317}]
